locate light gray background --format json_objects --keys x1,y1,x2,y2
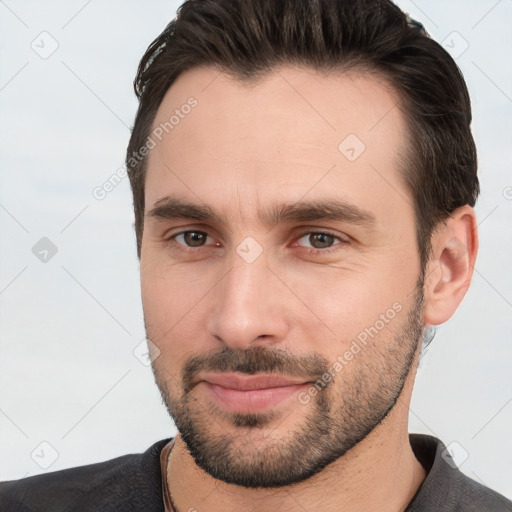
[{"x1": 1, "y1": 0, "x2": 511, "y2": 500}]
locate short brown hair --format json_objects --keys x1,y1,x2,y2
[{"x1": 126, "y1": 0, "x2": 479, "y2": 267}]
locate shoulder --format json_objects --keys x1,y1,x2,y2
[
  {"x1": 408, "y1": 434, "x2": 512, "y2": 511},
  {"x1": 0, "y1": 438, "x2": 171, "y2": 512}
]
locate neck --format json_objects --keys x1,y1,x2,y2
[{"x1": 167, "y1": 382, "x2": 427, "y2": 512}]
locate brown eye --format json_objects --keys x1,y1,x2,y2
[
  {"x1": 297, "y1": 232, "x2": 339, "y2": 250},
  {"x1": 308, "y1": 233, "x2": 336, "y2": 249},
  {"x1": 176, "y1": 231, "x2": 209, "y2": 247}
]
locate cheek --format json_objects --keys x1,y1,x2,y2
[
  {"x1": 280, "y1": 258, "x2": 416, "y2": 354},
  {"x1": 141, "y1": 259, "x2": 206, "y2": 322},
  {"x1": 140, "y1": 261, "x2": 218, "y2": 359}
]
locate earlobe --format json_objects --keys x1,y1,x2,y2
[{"x1": 423, "y1": 206, "x2": 479, "y2": 326}]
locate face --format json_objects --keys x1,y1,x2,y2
[{"x1": 140, "y1": 66, "x2": 426, "y2": 487}]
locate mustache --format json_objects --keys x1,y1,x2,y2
[{"x1": 182, "y1": 346, "x2": 329, "y2": 393}]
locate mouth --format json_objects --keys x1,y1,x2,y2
[{"x1": 195, "y1": 372, "x2": 312, "y2": 414}]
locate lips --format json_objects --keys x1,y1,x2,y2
[
  {"x1": 199, "y1": 372, "x2": 310, "y2": 390},
  {"x1": 196, "y1": 372, "x2": 312, "y2": 414}
]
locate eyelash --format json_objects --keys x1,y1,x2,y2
[
  {"x1": 165, "y1": 230, "x2": 348, "y2": 256},
  {"x1": 296, "y1": 231, "x2": 348, "y2": 255}
]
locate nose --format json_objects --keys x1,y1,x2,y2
[{"x1": 206, "y1": 245, "x2": 290, "y2": 350}]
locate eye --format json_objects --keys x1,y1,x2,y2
[
  {"x1": 295, "y1": 231, "x2": 347, "y2": 253},
  {"x1": 171, "y1": 231, "x2": 216, "y2": 248}
]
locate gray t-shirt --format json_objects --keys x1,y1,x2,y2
[
  {"x1": 406, "y1": 434, "x2": 512, "y2": 511},
  {"x1": 1, "y1": 434, "x2": 511, "y2": 511}
]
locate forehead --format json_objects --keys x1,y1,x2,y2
[{"x1": 144, "y1": 65, "x2": 412, "y2": 224}]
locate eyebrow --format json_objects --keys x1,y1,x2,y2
[
  {"x1": 146, "y1": 196, "x2": 227, "y2": 224},
  {"x1": 146, "y1": 195, "x2": 376, "y2": 229}
]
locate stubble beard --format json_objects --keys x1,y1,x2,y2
[{"x1": 150, "y1": 278, "x2": 425, "y2": 488}]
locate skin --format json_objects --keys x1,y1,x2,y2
[{"x1": 139, "y1": 65, "x2": 478, "y2": 511}]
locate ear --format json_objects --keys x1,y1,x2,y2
[{"x1": 423, "y1": 205, "x2": 479, "y2": 326}]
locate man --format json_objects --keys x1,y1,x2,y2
[{"x1": 1, "y1": 0, "x2": 511, "y2": 510}]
